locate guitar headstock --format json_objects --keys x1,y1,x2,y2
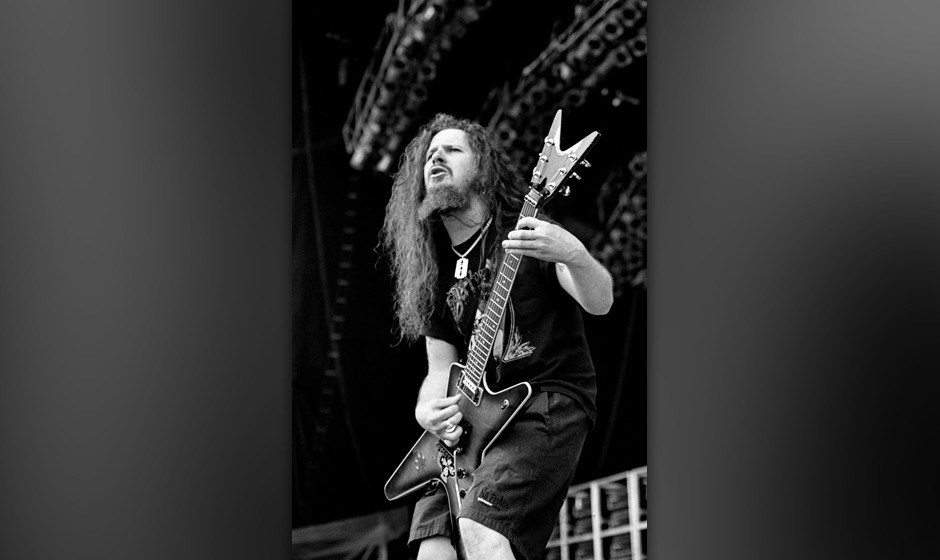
[{"x1": 528, "y1": 110, "x2": 600, "y2": 206}]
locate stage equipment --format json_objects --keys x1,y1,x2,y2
[
  {"x1": 483, "y1": 0, "x2": 647, "y2": 178},
  {"x1": 545, "y1": 467, "x2": 648, "y2": 560},
  {"x1": 592, "y1": 151, "x2": 647, "y2": 293},
  {"x1": 343, "y1": 0, "x2": 494, "y2": 173},
  {"x1": 479, "y1": 0, "x2": 648, "y2": 295}
]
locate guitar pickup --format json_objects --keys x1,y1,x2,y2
[{"x1": 456, "y1": 378, "x2": 483, "y2": 405}]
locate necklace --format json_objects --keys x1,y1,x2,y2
[{"x1": 451, "y1": 217, "x2": 492, "y2": 279}]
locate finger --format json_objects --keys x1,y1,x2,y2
[
  {"x1": 515, "y1": 216, "x2": 544, "y2": 230},
  {"x1": 442, "y1": 426, "x2": 462, "y2": 445},
  {"x1": 504, "y1": 237, "x2": 546, "y2": 250},
  {"x1": 440, "y1": 395, "x2": 461, "y2": 406},
  {"x1": 506, "y1": 229, "x2": 537, "y2": 240},
  {"x1": 432, "y1": 406, "x2": 459, "y2": 426}
]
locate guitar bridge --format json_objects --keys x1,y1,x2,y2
[{"x1": 437, "y1": 421, "x2": 472, "y2": 454}]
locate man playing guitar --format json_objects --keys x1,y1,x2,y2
[{"x1": 379, "y1": 112, "x2": 612, "y2": 560}]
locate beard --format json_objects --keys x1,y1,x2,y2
[{"x1": 417, "y1": 175, "x2": 477, "y2": 221}]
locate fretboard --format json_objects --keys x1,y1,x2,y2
[{"x1": 462, "y1": 190, "x2": 542, "y2": 386}]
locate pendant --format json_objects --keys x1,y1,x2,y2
[{"x1": 454, "y1": 257, "x2": 469, "y2": 279}]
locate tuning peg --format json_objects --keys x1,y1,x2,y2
[
  {"x1": 580, "y1": 159, "x2": 592, "y2": 168},
  {"x1": 561, "y1": 186, "x2": 571, "y2": 197},
  {"x1": 571, "y1": 172, "x2": 582, "y2": 181}
]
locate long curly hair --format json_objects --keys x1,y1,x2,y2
[{"x1": 379, "y1": 113, "x2": 528, "y2": 342}]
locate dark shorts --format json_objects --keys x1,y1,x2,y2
[{"x1": 408, "y1": 391, "x2": 590, "y2": 560}]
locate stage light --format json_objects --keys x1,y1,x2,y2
[
  {"x1": 385, "y1": 131, "x2": 404, "y2": 153},
  {"x1": 526, "y1": 83, "x2": 550, "y2": 111},
  {"x1": 565, "y1": 41, "x2": 593, "y2": 77},
  {"x1": 561, "y1": 88, "x2": 587, "y2": 109},
  {"x1": 582, "y1": 42, "x2": 634, "y2": 90},
  {"x1": 404, "y1": 84, "x2": 428, "y2": 109},
  {"x1": 350, "y1": 144, "x2": 371, "y2": 171},
  {"x1": 494, "y1": 122, "x2": 517, "y2": 145},
  {"x1": 418, "y1": 60, "x2": 437, "y2": 82},
  {"x1": 359, "y1": 121, "x2": 380, "y2": 146},
  {"x1": 621, "y1": 0, "x2": 646, "y2": 27},
  {"x1": 516, "y1": 97, "x2": 537, "y2": 117},
  {"x1": 611, "y1": 43, "x2": 632, "y2": 68},
  {"x1": 367, "y1": 105, "x2": 390, "y2": 124},
  {"x1": 554, "y1": 60, "x2": 576, "y2": 83},
  {"x1": 627, "y1": 28, "x2": 647, "y2": 57},
  {"x1": 375, "y1": 84, "x2": 398, "y2": 107},
  {"x1": 417, "y1": 0, "x2": 452, "y2": 34},
  {"x1": 376, "y1": 151, "x2": 395, "y2": 173},
  {"x1": 628, "y1": 151, "x2": 647, "y2": 179},
  {"x1": 601, "y1": 17, "x2": 624, "y2": 42},
  {"x1": 521, "y1": 123, "x2": 545, "y2": 145},
  {"x1": 397, "y1": 26, "x2": 428, "y2": 58},
  {"x1": 586, "y1": 32, "x2": 606, "y2": 59},
  {"x1": 384, "y1": 56, "x2": 411, "y2": 83},
  {"x1": 398, "y1": 106, "x2": 419, "y2": 127}
]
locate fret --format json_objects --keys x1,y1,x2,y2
[
  {"x1": 464, "y1": 367, "x2": 477, "y2": 381},
  {"x1": 466, "y1": 357, "x2": 484, "y2": 376}
]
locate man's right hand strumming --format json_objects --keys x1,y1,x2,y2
[{"x1": 416, "y1": 394, "x2": 463, "y2": 447}]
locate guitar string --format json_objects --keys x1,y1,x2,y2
[{"x1": 464, "y1": 202, "x2": 539, "y2": 385}]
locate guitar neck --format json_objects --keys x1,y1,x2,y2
[
  {"x1": 462, "y1": 191, "x2": 542, "y2": 386},
  {"x1": 455, "y1": 110, "x2": 599, "y2": 392}
]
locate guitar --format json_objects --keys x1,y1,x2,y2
[{"x1": 384, "y1": 110, "x2": 600, "y2": 558}]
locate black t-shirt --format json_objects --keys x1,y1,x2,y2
[{"x1": 421, "y1": 223, "x2": 598, "y2": 426}]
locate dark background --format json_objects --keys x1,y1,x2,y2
[
  {"x1": 292, "y1": 0, "x2": 648, "y2": 528},
  {"x1": 3, "y1": 1, "x2": 940, "y2": 559}
]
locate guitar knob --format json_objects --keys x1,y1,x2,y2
[
  {"x1": 457, "y1": 469, "x2": 468, "y2": 479},
  {"x1": 459, "y1": 489, "x2": 467, "y2": 498}
]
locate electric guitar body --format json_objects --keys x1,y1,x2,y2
[
  {"x1": 385, "y1": 363, "x2": 530, "y2": 560},
  {"x1": 385, "y1": 363, "x2": 532, "y2": 503}
]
